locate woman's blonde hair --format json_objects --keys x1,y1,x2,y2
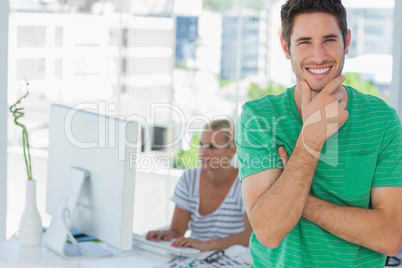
[{"x1": 204, "y1": 119, "x2": 235, "y2": 148}]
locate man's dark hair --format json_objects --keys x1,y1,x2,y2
[{"x1": 281, "y1": 0, "x2": 347, "y2": 50}]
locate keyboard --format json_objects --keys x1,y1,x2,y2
[{"x1": 132, "y1": 234, "x2": 201, "y2": 257}]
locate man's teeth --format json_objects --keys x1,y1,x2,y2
[{"x1": 309, "y1": 67, "x2": 331, "y2": 74}]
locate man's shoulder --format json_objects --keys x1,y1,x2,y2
[
  {"x1": 347, "y1": 86, "x2": 399, "y2": 126},
  {"x1": 348, "y1": 86, "x2": 390, "y2": 110}
]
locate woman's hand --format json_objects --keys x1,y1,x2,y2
[
  {"x1": 146, "y1": 206, "x2": 190, "y2": 242},
  {"x1": 146, "y1": 229, "x2": 178, "y2": 242},
  {"x1": 171, "y1": 236, "x2": 212, "y2": 251}
]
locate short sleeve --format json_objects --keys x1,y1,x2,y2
[
  {"x1": 235, "y1": 103, "x2": 282, "y2": 182},
  {"x1": 372, "y1": 110, "x2": 402, "y2": 187},
  {"x1": 170, "y1": 169, "x2": 194, "y2": 211}
]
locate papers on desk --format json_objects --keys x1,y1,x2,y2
[{"x1": 160, "y1": 253, "x2": 250, "y2": 268}]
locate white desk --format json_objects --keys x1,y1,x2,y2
[
  {"x1": 0, "y1": 237, "x2": 251, "y2": 268},
  {"x1": 0, "y1": 237, "x2": 174, "y2": 268}
]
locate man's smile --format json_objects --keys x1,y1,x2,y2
[{"x1": 307, "y1": 66, "x2": 332, "y2": 74}]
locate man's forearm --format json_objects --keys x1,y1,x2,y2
[
  {"x1": 303, "y1": 195, "x2": 400, "y2": 256},
  {"x1": 249, "y1": 137, "x2": 321, "y2": 247}
]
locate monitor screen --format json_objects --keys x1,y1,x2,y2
[{"x1": 46, "y1": 104, "x2": 140, "y2": 253}]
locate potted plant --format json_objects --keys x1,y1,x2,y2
[{"x1": 9, "y1": 80, "x2": 42, "y2": 246}]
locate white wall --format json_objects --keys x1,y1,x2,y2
[
  {"x1": 0, "y1": 0, "x2": 9, "y2": 240},
  {"x1": 390, "y1": 0, "x2": 402, "y2": 117}
]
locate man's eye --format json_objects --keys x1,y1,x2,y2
[
  {"x1": 325, "y1": 39, "x2": 336, "y2": 42},
  {"x1": 209, "y1": 144, "x2": 216, "y2": 150}
]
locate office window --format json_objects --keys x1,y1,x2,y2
[
  {"x1": 152, "y1": 126, "x2": 168, "y2": 151},
  {"x1": 17, "y1": 59, "x2": 46, "y2": 80},
  {"x1": 54, "y1": 58, "x2": 62, "y2": 79},
  {"x1": 364, "y1": 25, "x2": 383, "y2": 35},
  {"x1": 108, "y1": 28, "x2": 119, "y2": 46},
  {"x1": 55, "y1": 26, "x2": 63, "y2": 47},
  {"x1": 17, "y1": 26, "x2": 46, "y2": 47},
  {"x1": 364, "y1": 9, "x2": 389, "y2": 19}
]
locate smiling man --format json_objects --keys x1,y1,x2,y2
[{"x1": 235, "y1": 0, "x2": 402, "y2": 267}]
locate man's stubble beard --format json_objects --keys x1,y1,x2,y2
[{"x1": 291, "y1": 55, "x2": 345, "y2": 93}]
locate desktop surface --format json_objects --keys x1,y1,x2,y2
[
  {"x1": 2, "y1": 237, "x2": 401, "y2": 268},
  {"x1": 0, "y1": 236, "x2": 171, "y2": 268},
  {"x1": 0, "y1": 236, "x2": 253, "y2": 268}
]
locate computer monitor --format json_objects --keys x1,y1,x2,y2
[{"x1": 44, "y1": 104, "x2": 140, "y2": 258}]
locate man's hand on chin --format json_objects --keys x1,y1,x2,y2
[{"x1": 300, "y1": 76, "x2": 349, "y2": 151}]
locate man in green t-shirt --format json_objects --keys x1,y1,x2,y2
[{"x1": 236, "y1": 0, "x2": 402, "y2": 267}]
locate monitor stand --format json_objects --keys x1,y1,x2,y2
[{"x1": 43, "y1": 167, "x2": 113, "y2": 259}]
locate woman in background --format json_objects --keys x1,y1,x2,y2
[{"x1": 147, "y1": 119, "x2": 252, "y2": 251}]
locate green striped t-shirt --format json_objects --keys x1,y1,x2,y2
[{"x1": 235, "y1": 86, "x2": 402, "y2": 268}]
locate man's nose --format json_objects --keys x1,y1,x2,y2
[{"x1": 310, "y1": 44, "x2": 327, "y2": 63}]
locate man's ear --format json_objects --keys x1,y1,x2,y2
[
  {"x1": 280, "y1": 35, "x2": 291, "y2": 60},
  {"x1": 344, "y1": 29, "x2": 351, "y2": 55}
]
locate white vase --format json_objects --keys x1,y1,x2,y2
[{"x1": 19, "y1": 180, "x2": 42, "y2": 246}]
